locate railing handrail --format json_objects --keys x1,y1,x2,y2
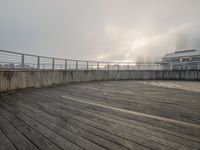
[
  {"x1": 0, "y1": 49, "x2": 160, "y2": 64},
  {"x1": 1, "y1": 49, "x2": 200, "y2": 71}
]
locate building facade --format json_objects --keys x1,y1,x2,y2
[{"x1": 162, "y1": 49, "x2": 200, "y2": 70}]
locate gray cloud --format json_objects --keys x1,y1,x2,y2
[{"x1": 0, "y1": 0, "x2": 200, "y2": 61}]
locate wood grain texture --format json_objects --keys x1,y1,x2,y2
[{"x1": 0, "y1": 81, "x2": 200, "y2": 150}]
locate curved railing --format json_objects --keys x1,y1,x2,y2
[{"x1": 0, "y1": 49, "x2": 200, "y2": 70}]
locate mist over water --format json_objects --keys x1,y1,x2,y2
[{"x1": 0, "y1": 0, "x2": 200, "y2": 61}]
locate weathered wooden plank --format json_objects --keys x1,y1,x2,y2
[
  {"x1": 1, "y1": 96, "x2": 149, "y2": 150},
  {"x1": 15, "y1": 112, "x2": 84, "y2": 150},
  {"x1": 37, "y1": 97, "x2": 198, "y2": 150},
  {"x1": 53, "y1": 97, "x2": 200, "y2": 149},
  {"x1": 0, "y1": 128, "x2": 17, "y2": 150},
  {"x1": 3, "y1": 88, "x2": 200, "y2": 147},
  {"x1": 44, "y1": 84, "x2": 200, "y2": 136},
  {"x1": 20, "y1": 90, "x2": 200, "y2": 141},
  {"x1": 8, "y1": 100, "x2": 140, "y2": 150},
  {"x1": 0, "y1": 113, "x2": 39, "y2": 150},
  {"x1": 0, "y1": 103, "x2": 83, "y2": 150},
  {"x1": 72, "y1": 81, "x2": 200, "y2": 106},
  {"x1": 14, "y1": 104, "x2": 128, "y2": 150},
  {"x1": 0, "y1": 106, "x2": 62, "y2": 150},
  {"x1": 16, "y1": 97, "x2": 172, "y2": 150},
  {"x1": 65, "y1": 86, "x2": 200, "y2": 114},
  {"x1": 1, "y1": 81, "x2": 200, "y2": 150},
  {"x1": 63, "y1": 84, "x2": 200, "y2": 122}
]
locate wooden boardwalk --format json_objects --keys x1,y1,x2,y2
[{"x1": 0, "y1": 81, "x2": 200, "y2": 150}]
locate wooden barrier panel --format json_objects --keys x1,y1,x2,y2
[{"x1": 0, "y1": 70, "x2": 200, "y2": 92}]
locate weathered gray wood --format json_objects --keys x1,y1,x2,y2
[
  {"x1": 0, "y1": 102, "x2": 83, "y2": 150},
  {"x1": 0, "y1": 106, "x2": 62, "y2": 150},
  {"x1": 1, "y1": 96, "x2": 149, "y2": 150},
  {"x1": 0, "y1": 112, "x2": 39, "y2": 150},
  {"x1": 21, "y1": 87, "x2": 200, "y2": 139},
  {"x1": 0, "y1": 81, "x2": 200, "y2": 150},
  {"x1": 1, "y1": 100, "x2": 141, "y2": 150},
  {"x1": 1, "y1": 70, "x2": 200, "y2": 93},
  {"x1": 7, "y1": 102, "x2": 130, "y2": 150},
  {"x1": 44, "y1": 97, "x2": 200, "y2": 149},
  {"x1": 0, "y1": 96, "x2": 179, "y2": 150},
  {"x1": 0, "y1": 129, "x2": 17, "y2": 150},
  {"x1": 15, "y1": 112, "x2": 83, "y2": 150},
  {"x1": 31, "y1": 98, "x2": 196, "y2": 150}
]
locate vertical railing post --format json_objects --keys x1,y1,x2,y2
[
  {"x1": 65, "y1": 60, "x2": 67, "y2": 70},
  {"x1": 117, "y1": 62, "x2": 119, "y2": 71},
  {"x1": 108, "y1": 63, "x2": 110, "y2": 71},
  {"x1": 127, "y1": 62, "x2": 130, "y2": 70},
  {"x1": 21, "y1": 54, "x2": 24, "y2": 68},
  {"x1": 170, "y1": 62, "x2": 172, "y2": 70},
  {"x1": 52, "y1": 58, "x2": 55, "y2": 70},
  {"x1": 86, "y1": 61, "x2": 89, "y2": 70},
  {"x1": 139, "y1": 63, "x2": 141, "y2": 70},
  {"x1": 37, "y1": 56, "x2": 40, "y2": 69},
  {"x1": 76, "y1": 60, "x2": 78, "y2": 70},
  {"x1": 97, "y1": 62, "x2": 99, "y2": 71},
  {"x1": 183, "y1": 62, "x2": 185, "y2": 70}
]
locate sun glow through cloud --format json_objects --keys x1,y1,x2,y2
[{"x1": 0, "y1": 0, "x2": 200, "y2": 61}]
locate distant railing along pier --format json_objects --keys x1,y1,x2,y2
[{"x1": 0, "y1": 49, "x2": 200, "y2": 70}]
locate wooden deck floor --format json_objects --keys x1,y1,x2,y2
[{"x1": 0, "y1": 81, "x2": 200, "y2": 150}]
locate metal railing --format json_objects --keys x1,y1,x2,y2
[{"x1": 0, "y1": 49, "x2": 200, "y2": 70}]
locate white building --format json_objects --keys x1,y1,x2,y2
[
  {"x1": 162, "y1": 49, "x2": 200, "y2": 70},
  {"x1": 163, "y1": 49, "x2": 200, "y2": 62}
]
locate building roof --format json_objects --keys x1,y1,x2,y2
[{"x1": 163, "y1": 49, "x2": 200, "y2": 59}]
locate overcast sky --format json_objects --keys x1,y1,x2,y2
[{"x1": 0, "y1": 0, "x2": 200, "y2": 61}]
